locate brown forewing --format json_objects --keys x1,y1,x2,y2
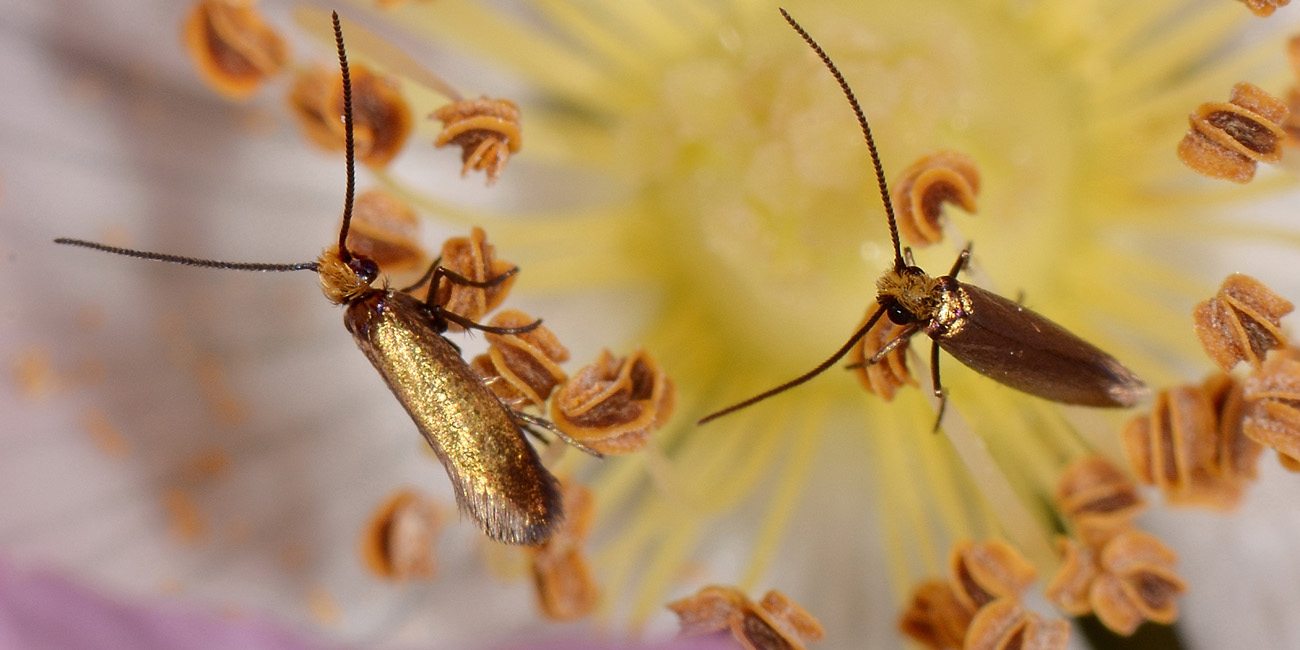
[
  {"x1": 344, "y1": 290, "x2": 562, "y2": 545},
  {"x1": 935, "y1": 283, "x2": 1146, "y2": 407}
]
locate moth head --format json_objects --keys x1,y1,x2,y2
[
  {"x1": 317, "y1": 245, "x2": 380, "y2": 305},
  {"x1": 876, "y1": 266, "x2": 942, "y2": 325}
]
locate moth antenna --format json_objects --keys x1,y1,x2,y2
[
  {"x1": 332, "y1": 11, "x2": 358, "y2": 262},
  {"x1": 53, "y1": 238, "x2": 318, "y2": 272},
  {"x1": 698, "y1": 305, "x2": 888, "y2": 424},
  {"x1": 779, "y1": 8, "x2": 904, "y2": 271},
  {"x1": 56, "y1": 14, "x2": 359, "y2": 276}
]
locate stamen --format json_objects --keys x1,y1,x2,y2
[
  {"x1": 899, "y1": 539, "x2": 1065, "y2": 650},
  {"x1": 668, "y1": 586, "x2": 825, "y2": 649},
  {"x1": 529, "y1": 482, "x2": 600, "y2": 620},
  {"x1": 550, "y1": 349, "x2": 675, "y2": 455},
  {"x1": 288, "y1": 64, "x2": 413, "y2": 168},
  {"x1": 1046, "y1": 520, "x2": 1188, "y2": 634},
  {"x1": 892, "y1": 151, "x2": 981, "y2": 248},
  {"x1": 898, "y1": 581, "x2": 971, "y2": 650},
  {"x1": 1122, "y1": 377, "x2": 1263, "y2": 509},
  {"x1": 1054, "y1": 455, "x2": 1146, "y2": 545},
  {"x1": 948, "y1": 540, "x2": 1037, "y2": 612},
  {"x1": 183, "y1": 0, "x2": 289, "y2": 99},
  {"x1": 1242, "y1": 347, "x2": 1300, "y2": 469},
  {"x1": 1236, "y1": 0, "x2": 1291, "y2": 17},
  {"x1": 848, "y1": 301, "x2": 918, "y2": 400},
  {"x1": 340, "y1": 190, "x2": 427, "y2": 271},
  {"x1": 964, "y1": 598, "x2": 1069, "y2": 650},
  {"x1": 1178, "y1": 82, "x2": 1288, "y2": 183},
  {"x1": 435, "y1": 227, "x2": 518, "y2": 328},
  {"x1": 432, "y1": 98, "x2": 523, "y2": 185},
  {"x1": 472, "y1": 310, "x2": 570, "y2": 409},
  {"x1": 359, "y1": 489, "x2": 444, "y2": 581},
  {"x1": 1193, "y1": 273, "x2": 1293, "y2": 371}
]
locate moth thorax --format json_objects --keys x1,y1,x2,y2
[
  {"x1": 876, "y1": 267, "x2": 942, "y2": 321},
  {"x1": 317, "y1": 246, "x2": 374, "y2": 305}
]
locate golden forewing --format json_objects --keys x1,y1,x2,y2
[{"x1": 344, "y1": 290, "x2": 562, "y2": 544}]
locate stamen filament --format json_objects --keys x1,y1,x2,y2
[
  {"x1": 740, "y1": 396, "x2": 828, "y2": 590},
  {"x1": 590, "y1": 500, "x2": 668, "y2": 615},
  {"x1": 1097, "y1": 4, "x2": 1246, "y2": 107},
  {"x1": 628, "y1": 514, "x2": 702, "y2": 627},
  {"x1": 1092, "y1": 38, "x2": 1285, "y2": 146},
  {"x1": 878, "y1": 479, "x2": 917, "y2": 608},
  {"x1": 676, "y1": 402, "x2": 789, "y2": 512},
  {"x1": 293, "y1": 7, "x2": 464, "y2": 102},
  {"x1": 1055, "y1": 406, "x2": 1129, "y2": 471},
  {"x1": 1092, "y1": 3, "x2": 1184, "y2": 63},
  {"x1": 876, "y1": 403, "x2": 943, "y2": 576},
  {"x1": 398, "y1": 0, "x2": 633, "y2": 113},
  {"x1": 530, "y1": 0, "x2": 658, "y2": 76},
  {"x1": 577, "y1": 0, "x2": 697, "y2": 58},
  {"x1": 916, "y1": 421, "x2": 990, "y2": 541},
  {"x1": 978, "y1": 391, "x2": 1075, "y2": 510},
  {"x1": 935, "y1": 401, "x2": 1056, "y2": 567},
  {"x1": 656, "y1": 0, "x2": 721, "y2": 36}
]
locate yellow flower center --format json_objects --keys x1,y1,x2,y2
[{"x1": 620, "y1": 2, "x2": 1080, "y2": 372}]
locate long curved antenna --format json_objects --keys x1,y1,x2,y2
[
  {"x1": 698, "y1": 305, "x2": 888, "y2": 424},
  {"x1": 779, "y1": 8, "x2": 904, "y2": 271},
  {"x1": 332, "y1": 11, "x2": 358, "y2": 262},
  {"x1": 53, "y1": 15, "x2": 364, "y2": 274},
  {"x1": 54, "y1": 238, "x2": 318, "y2": 272}
]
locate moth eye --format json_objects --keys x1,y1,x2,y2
[
  {"x1": 887, "y1": 303, "x2": 915, "y2": 325},
  {"x1": 351, "y1": 257, "x2": 381, "y2": 285}
]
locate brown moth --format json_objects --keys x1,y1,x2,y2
[{"x1": 700, "y1": 10, "x2": 1146, "y2": 426}]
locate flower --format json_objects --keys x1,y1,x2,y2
[
  {"x1": 6, "y1": 0, "x2": 1300, "y2": 648},
  {"x1": 0, "y1": 555, "x2": 336, "y2": 650},
  {"x1": 0, "y1": 552, "x2": 732, "y2": 650}
]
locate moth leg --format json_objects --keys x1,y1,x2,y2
[
  {"x1": 432, "y1": 265, "x2": 519, "y2": 289},
  {"x1": 843, "y1": 323, "x2": 920, "y2": 370},
  {"x1": 947, "y1": 243, "x2": 972, "y2": 278},
  {"x1": 442, "y1": 336, "x2": 463, "y2": 355},
  {"x1": 517, "y1": 423, "x2": 550, "y2": 445},
  {"x1": 511, "y1": 413, "x2": 554, "y2": 446},
  {"x1": 399, "y1": 256, "x2": 442, "y2": 293},
  {"x1": 511, "y1": 410, "x2": 604, "y2": 459},
  {"x1": 481, "y1": 375, "x2": 529, "y2": 410},
  {"x1": 930, "y1": 340, "x2": 947, "y2": 432},
  {"x1": 419, "y1": 263, "x2": 521, "y2": 309},
  {"x1": 438, "y1": 308, "x2": 542, "y2": 335}
]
